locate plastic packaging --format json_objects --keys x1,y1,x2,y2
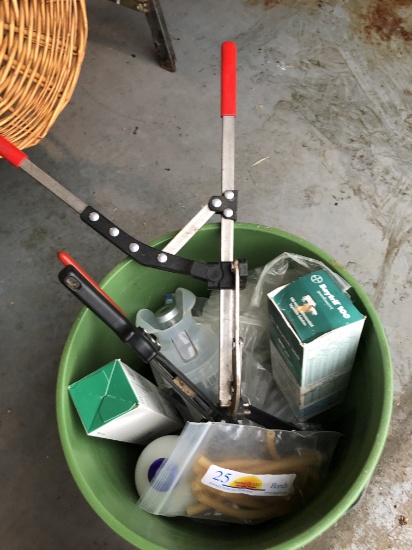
[
  {"x1": 139, "y1": 422, "x2": 341, "y2": 524},
  {"x1": 135, "y1": 435, "x2": 179, "y2": 497},
  {"x1": 249, "y1": 252, "x2": 351, "y2": 311},
  {"x1": 136, "y1": 288, "x2": 219, "y2": 403},
  {"x1": 199, "y1": 253, "x2": 352, "y2": 425},
  {"x1": 267, "y1": 269, "x2": 365, "y2": 421},
  {"x1": 135, "y1": 434, "x2": 194, "y2": 515},
  {"x1": 241, "y1": 350, "x2": 298, "y2": 424}
]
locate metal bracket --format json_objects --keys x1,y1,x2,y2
[
  {"x1": 108, "y1": 0, "x2": 177, "y2": 72},
  {"x1": 208, "y1": 190, "x2": 238, "y2": 220},
  {"x1": 80, "y1": 206, "x2": 247, "y2": 290}
]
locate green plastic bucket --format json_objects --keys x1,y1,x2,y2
[{"x1": 57, "y1": 223, "x2": 393, "y2": 550}]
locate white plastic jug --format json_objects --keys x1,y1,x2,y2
[{"x1": 136, "y1": 288, "x2": 219, "y2": 401}]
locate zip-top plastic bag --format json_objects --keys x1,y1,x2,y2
[{"x1": 139, "y1": 422, "x2": 341, "y2": 524}]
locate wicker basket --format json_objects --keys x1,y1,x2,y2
[{"x1": 0, "y1": 0, "x2": 88, "y2": 150}]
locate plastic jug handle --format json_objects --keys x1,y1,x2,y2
[{"x1": 175, "y1": 287, "x2": 196, "y2": 317}]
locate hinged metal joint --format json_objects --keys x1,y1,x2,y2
[
  {"x1": 80, "y1": 206, "x2": 247, "y2": 290},
  {"x1": 208, "y1": 190, "x2": 238, "y2": 220}
]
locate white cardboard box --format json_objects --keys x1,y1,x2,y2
[
  {"x1": 68, "y1": 359, "x2": 183, "y2": 444},
  {"x1": 268, "y1": 269, "x2": 366, "y2": 421}
]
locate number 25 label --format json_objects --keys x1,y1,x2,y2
[
  {"x1": 212, "y1": 470, "x2": 232, "y2": 484},
  {"x1": 201, "y1": 464, "x2": 296, "y2": 496}
]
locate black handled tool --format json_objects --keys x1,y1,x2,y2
[
  {"x1": 58, "y1": 259, "x2": 300, "y2": 430},
  {"x1": 58, "y1": 263, "x2": 235, "y2": 423},
  {"x1": 0, "y1": 135, "x2": 245, "y2": 290}
]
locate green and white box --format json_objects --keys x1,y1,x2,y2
[
  {"x1": 268, "y1": 269, "x2": 366, "y2": 421},
  {"x1": 68, "y1": 359, "x2": 183, "y2": 444}
]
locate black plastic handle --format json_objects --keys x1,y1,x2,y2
[
  {"x1": 80, "y1": 206, "x2": 242, "y2": 289},
  {"x1": 58, "y1": 265, "x2": 233, "y2": 423},
  {"x1": 58, "y1": 265, "x2": 159, "y2": 362},
  {"x1": 247, "y1": 404, "x2": 300, "y2": 431}
]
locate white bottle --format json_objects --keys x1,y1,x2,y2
[
  {"x1": 135, "y1": 435, "x2": 180, "y2": 497},
  {"x1": 136, "y1": 288, "x2": 219, "y2": 401},
  {"x1": 135, "y1": 435, "x2": 194, "y2": 515}
]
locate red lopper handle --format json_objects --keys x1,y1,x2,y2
[
  {"x1": 221, "y1": 41, "x2": 237, "y2": 117},
  {"x1": 57, "y1": 251, "x2": 126, "y2": 316},
  {"x1": 0, "y1": 135, "x2": 28, "y2": 167}
]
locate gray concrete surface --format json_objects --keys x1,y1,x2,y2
[{"x1": 1, "y1": 0, "x2": 411, "y2": 548}]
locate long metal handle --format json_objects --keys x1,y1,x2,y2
[
  {"x1": 0, "y1": 136, "x2": 87, "y2": 213},
  {"x1": 162, "y1": 204, "x2": 215, "y2": 255},
  {"x1": 219, "y1": 42, "x2": 241, "y2": 413},
  {"x1": 0, "y1": 136, "x2": 237, "y2": 288}
]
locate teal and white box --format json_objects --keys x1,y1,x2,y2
[
  {"x1": 68, "y1": 359, "x2": 183, "y2": 444},
  {"x1": 268, "y1": 269, "x2": 366, "y2": 421}
]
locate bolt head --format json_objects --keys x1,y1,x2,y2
[
  {"x1": 223, "y1": 208, "x2": 234, "y2": 218},
  {"x1": 89, "y1": 212, "x2": 99, "y2": 222},
  {"x1": 157, "y1": 253, "x2": 168, "y2": 263},
  {"x1": 66, "y1": 276, "x2": 81, "y2": 290},
  {"x1": 129, "y1": 243, "x2": 140, "y2": 253}
]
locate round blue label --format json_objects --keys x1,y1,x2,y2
[{"x1": 148, "y1": 458, "x2": 178, "y2": 492}]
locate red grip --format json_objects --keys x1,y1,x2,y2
[
  {"x1": 0, "y1": 135, "x2": 28, "y2": 167},
  {"x1": 57, "y1": 251, "x2": 126, "y2": 316},
  {"x1": 221, "y1": 41, "x2": 237, "y2": 117}
]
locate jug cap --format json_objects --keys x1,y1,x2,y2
[{"x1": 155, "y1": 294, "x2": 180, "y2": 328}]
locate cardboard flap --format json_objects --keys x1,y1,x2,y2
[{"x1": 69, "y1": 360, "x2": 138, "y2": 433}]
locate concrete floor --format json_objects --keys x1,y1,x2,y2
[{"x1": 1, "y1": 0, "x2": 411, "y2": 548}]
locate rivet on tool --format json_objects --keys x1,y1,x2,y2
[
  {"x1": 224, "y1": 190, "x2": 235, "y2": 200},
  {"x1": 157, "y1": 253, "x2": 168, "y2": 263},
  {"x1": 109, "y1": 227, "x2": 120, "y2": 237},
  {"x1": 89, "y1": 212, "x2": 99, "y2": 222},
  {"x1": 129, "y1": 243, "x2": 140, "y2": 253},
  {"x1": 211, "y1": 198, "x2": 222, "y2": 208},
  {"x1": 66, "y1": 276, "x2": 81, "y2": 290},
  {"x1": 223, "y1": 208, "x2": 234, "y2": 218}
]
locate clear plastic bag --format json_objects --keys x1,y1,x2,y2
[
  {"x1": 199, "y1": 253, "x2": 351, "y2": 426},
  {"x1": 249, "y1": 252, "x2": 350, "y2": 311},
  {"x1": 241, "y1": 351, "x2": 298, "y2": 424},
  {"x1": 139, "y1": 422, "x2": 341, "y2": 524}
]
